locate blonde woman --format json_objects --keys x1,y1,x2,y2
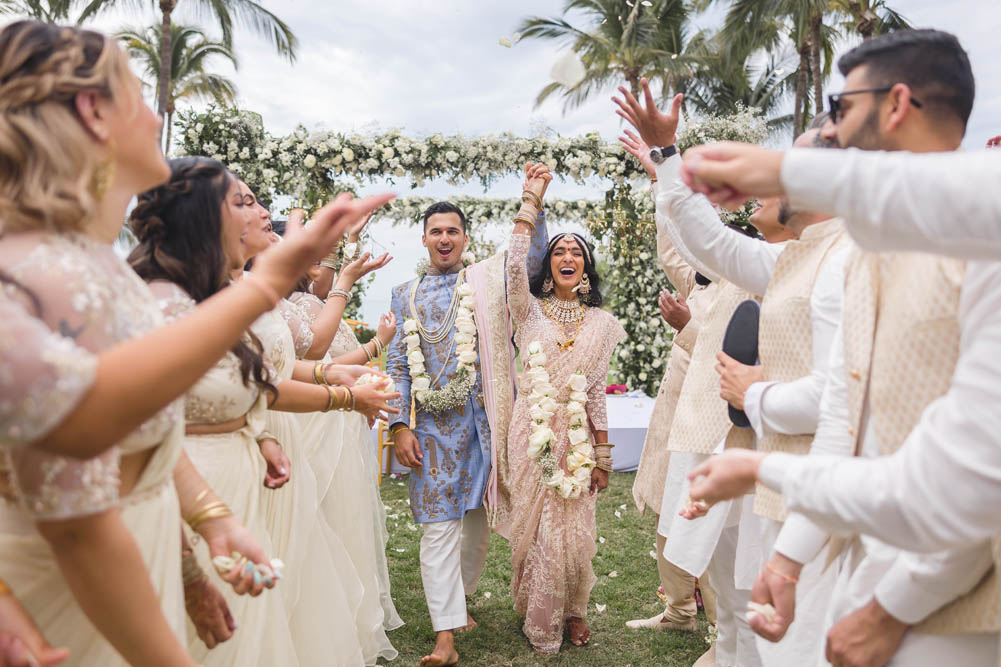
[{"x1": 0, "y1": 21, "x2": 389, "y2": 667}]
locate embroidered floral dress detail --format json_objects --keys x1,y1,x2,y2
[{"x1": 0, "y1": 232, "x2": 183, "y2": 520}]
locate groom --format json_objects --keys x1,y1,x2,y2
[{"x1": 388, "y1": 197, "x2": 548, "y2": 666}]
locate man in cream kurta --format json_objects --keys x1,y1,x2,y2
[{"x1": 651, "y1": 160, "x2": 792, "y2": 667}]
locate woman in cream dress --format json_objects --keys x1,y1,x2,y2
[
  {"x1": 0, "y1": 22, "x2": 314, "y2": 667},
  {"x1": 293, "y1": 293, "x2": 405, "y2": 648},
  {"x1": 131, "y1": 157, "x2": 378, "y2": 666},
  {"x1": 242, "y1": 189, "x2": 402, "y2": 664}
]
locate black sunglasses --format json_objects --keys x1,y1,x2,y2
[{"x1": 827, "y1": 87, "x2": 923, "y2": 124}]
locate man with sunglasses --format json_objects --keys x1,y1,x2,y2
[{"x1": 683, "y1": 29, "x2": 1001, "y2": 667}]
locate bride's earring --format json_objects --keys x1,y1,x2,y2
[
  {"x1": 575, "y1": 273, "x2": 591, "y2": 295},
  {"x1": 542, "y1": 276, "x2": 554, "y2": 293}
]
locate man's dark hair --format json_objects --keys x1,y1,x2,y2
[
  {"x1": 837, "y1": 29, "x2": 974, "y2": 129},
  {"x1": 422, "y1": 201, "x2": 467, "y2": 232}
]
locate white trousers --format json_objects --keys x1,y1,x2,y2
[
  {"x1": 707, "y1": 521, "x2": 762, "y2": 667},
  {"x1": 419, "y1": 506, "x2": 490, "y2": 632}
]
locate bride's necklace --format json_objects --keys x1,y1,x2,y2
[{"x1": 541, "y1": 294, "x2": 586, "y2": 352}]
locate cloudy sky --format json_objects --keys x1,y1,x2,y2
[{"x1": 88, "y1": 0, "x2": 1001, "y2": 322}]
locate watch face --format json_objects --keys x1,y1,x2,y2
[{"x1": 649, "y1": 148, "x2": 664, "y2": 165}]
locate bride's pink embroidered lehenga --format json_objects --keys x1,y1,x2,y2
[{"x1": 495, "y1": 231, "x2": 625, "y2": 654}]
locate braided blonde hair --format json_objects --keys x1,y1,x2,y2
[{"x1": 0, "y1": 20, "x2": 133, "y2": 234}]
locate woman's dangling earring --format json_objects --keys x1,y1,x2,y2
[
  {"x1": 542, "y1": 276, "x2": 554, "y2": 293},
  {"x1": 91, "y1": 158, "x2": 115, "y2": 202},
  {"x1": 575, "y1": 273, "x2": 591, "y2": 295},
  {"x1": 91, "y1": 139, "x2": 117, "y2": 202}
]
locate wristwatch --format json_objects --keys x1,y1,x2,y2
[{"x1": 649, "y1": 144, "x2": 678, "y2": 165}]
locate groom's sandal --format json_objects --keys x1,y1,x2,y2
[{"x1": 626, "y1": 613, "x2": 697, "y2": 632}]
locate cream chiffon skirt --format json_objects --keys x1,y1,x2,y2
[
  {"x1": 0, "y1": 447, "x2": 185, "y2": 666},
  {"x1": 298, "y1": 408, "x2": 402, "y2": 665},
  {"x1": 183, "y1": 427, "x2": 302, "y2": 666},
  {"x1": 263, "y1": 409, "x2": 367, "y2": 666}
]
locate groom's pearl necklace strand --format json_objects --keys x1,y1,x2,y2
[{"x1": 408, "y1": 268, "x2": 466, "y2": 345}]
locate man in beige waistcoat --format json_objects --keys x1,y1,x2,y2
[
  {"x1": 686, "y1": 29, "x2": 1001, "y2": 667},
  {"x1": 618, "y1": 134, "x2": 720, "y2": 637}
]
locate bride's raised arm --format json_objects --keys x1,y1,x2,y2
[{"x1": 507, "y1": 163, "x2": 554, "y2": 325}]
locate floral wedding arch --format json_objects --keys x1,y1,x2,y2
[{"x1": 176, "y1": 106, "x2": 766, "y2": 395}]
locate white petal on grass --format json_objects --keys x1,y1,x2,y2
[
  {"x1": 483, "y1": 592, "x2": 492, "y2": 599},
  {"x1": 394, "y1": 548, "x2": 406, "y2": 553},
  {"x1": 614, "y1": 510, "x2": 623, "y2": 519},
  {"x1": 595, "y1": 603, "x2": 607, "y2": 613},
  {"x1": 649, "y1": 550, "x2": 657, "y2": 559},
  {"x1": 551, "y1": 51, "x2": 586, "y2": 88},
  {"x1": 641, "y1": 0, "x2": 653, "y2": 5},
  {"x1": 499, "y1": 36, "x2": 512, "y2": 48},
  {"x1": 598, "y1": 536, "x2": 606, "y2": 544},
  {"x1": 608, "y1": 570, "x2": 618, "y2": 578},
  {"x1": 619, "y1": 503, "x2": 627, "y2": 510}
]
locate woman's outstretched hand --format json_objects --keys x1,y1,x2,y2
[
  {"x1": 340, "y1": 251, "x2": 393, "y2": 286},
  {"x1": 251, "y1": 192, "x2": 395, "y2": 299}
]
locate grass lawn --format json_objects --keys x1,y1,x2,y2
[{"x1": 378, "y1": 471, "x2": 711, "y2": 666}]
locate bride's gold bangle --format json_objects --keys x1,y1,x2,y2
[
  {"x1": 513, "y1": 212, "x2": 536, "y2": 229},
  {"x1": 313, "y1": 362, "x2": 328, "y2": 385},
  {"x1": 522, "y1": 190, "x2": 543, "y2": 209}
]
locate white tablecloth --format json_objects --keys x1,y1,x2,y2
[
  {"x1": 605, "y1": 393, "x2": 656, "y2": 472},
  {"x1": 380, "y1": 392, "x2": 655, "y2": 475}
]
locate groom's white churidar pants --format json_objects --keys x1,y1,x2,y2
[{"x1": 420, "y1": 506, "x2": 491, "y2": 632}]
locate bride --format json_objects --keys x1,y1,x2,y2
[{"x1": 495, "y1": 165, "x2": 625, "y2": 654}]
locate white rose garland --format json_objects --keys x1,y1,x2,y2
[
  {"x1": 403, "y1": 277, "x2": 477, "y2": 415},
  {"x1": 524, "y1": 341, "x2": 595, "y2": 499}
]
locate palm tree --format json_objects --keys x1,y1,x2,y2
[
  {"x1": 516, "y1": 0, "x2": 708, "y2": 112},
  {"x1": 712, "y1": 0, "x2": 838, "y2": 137},
  {"x1": 0, "y1": 0, "x2": 75, "y2": 20},
  {"x1": 78, "y1": 0, "x2": 296, "y2": 140},
  {"x1": 828, "y1": 0, "x2": 910, "y2": 40},
  {"x1": 118, "y1": 22, "x2": 237, "y2": 153}
]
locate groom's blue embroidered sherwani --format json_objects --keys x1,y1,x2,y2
[{"x1": 388, "y1": 216, "x2": 548, "y2": 524}]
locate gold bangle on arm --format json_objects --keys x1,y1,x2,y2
[
  {"x1": 522, "y1": 189, "x2": 543, "y2": 210},
  {"x1": 313, "y1": 362, "x2": 328, "y2": 385},
  {"x1": 185, "y1": 501, "x2": 234, "y2": 532},
  {"x1": 324, "y1": 385, "x2": 338, "y2": 412},
  {"x1": 344, "y1": 387, "x2": 356, "y2": 412},
  {"x1": 390, "y1": 423, "x2": 411, "y2": 438}
]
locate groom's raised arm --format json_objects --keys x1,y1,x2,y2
[
  {"x1": 386, "y1": 284, "x2": 412, "y2": 431},
  {"x1": 525, "y1": 210, "x2": 549, "y2": 278}
]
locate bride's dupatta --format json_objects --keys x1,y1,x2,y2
[{"x1": 466, "y1": 252, "x2": 518, "y2": 533}]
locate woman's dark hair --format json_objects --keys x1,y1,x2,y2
[
  {"x1": 128, "y1": 156, "x2": 276, "y2": 397},
  {"x1": 529, "y1": 233, "x2": 603, "y2": 308}
]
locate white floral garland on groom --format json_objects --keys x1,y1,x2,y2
[
  {"x1": 524, "y1": 341, "x2": 595, "y2": 499},
  {"x1": 403, "y1": 271, "x2": 478, "y2": 415}
]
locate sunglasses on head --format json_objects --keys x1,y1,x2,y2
[{"x1": 827, "y1": 87, "x2": 923, "y2": 124}]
